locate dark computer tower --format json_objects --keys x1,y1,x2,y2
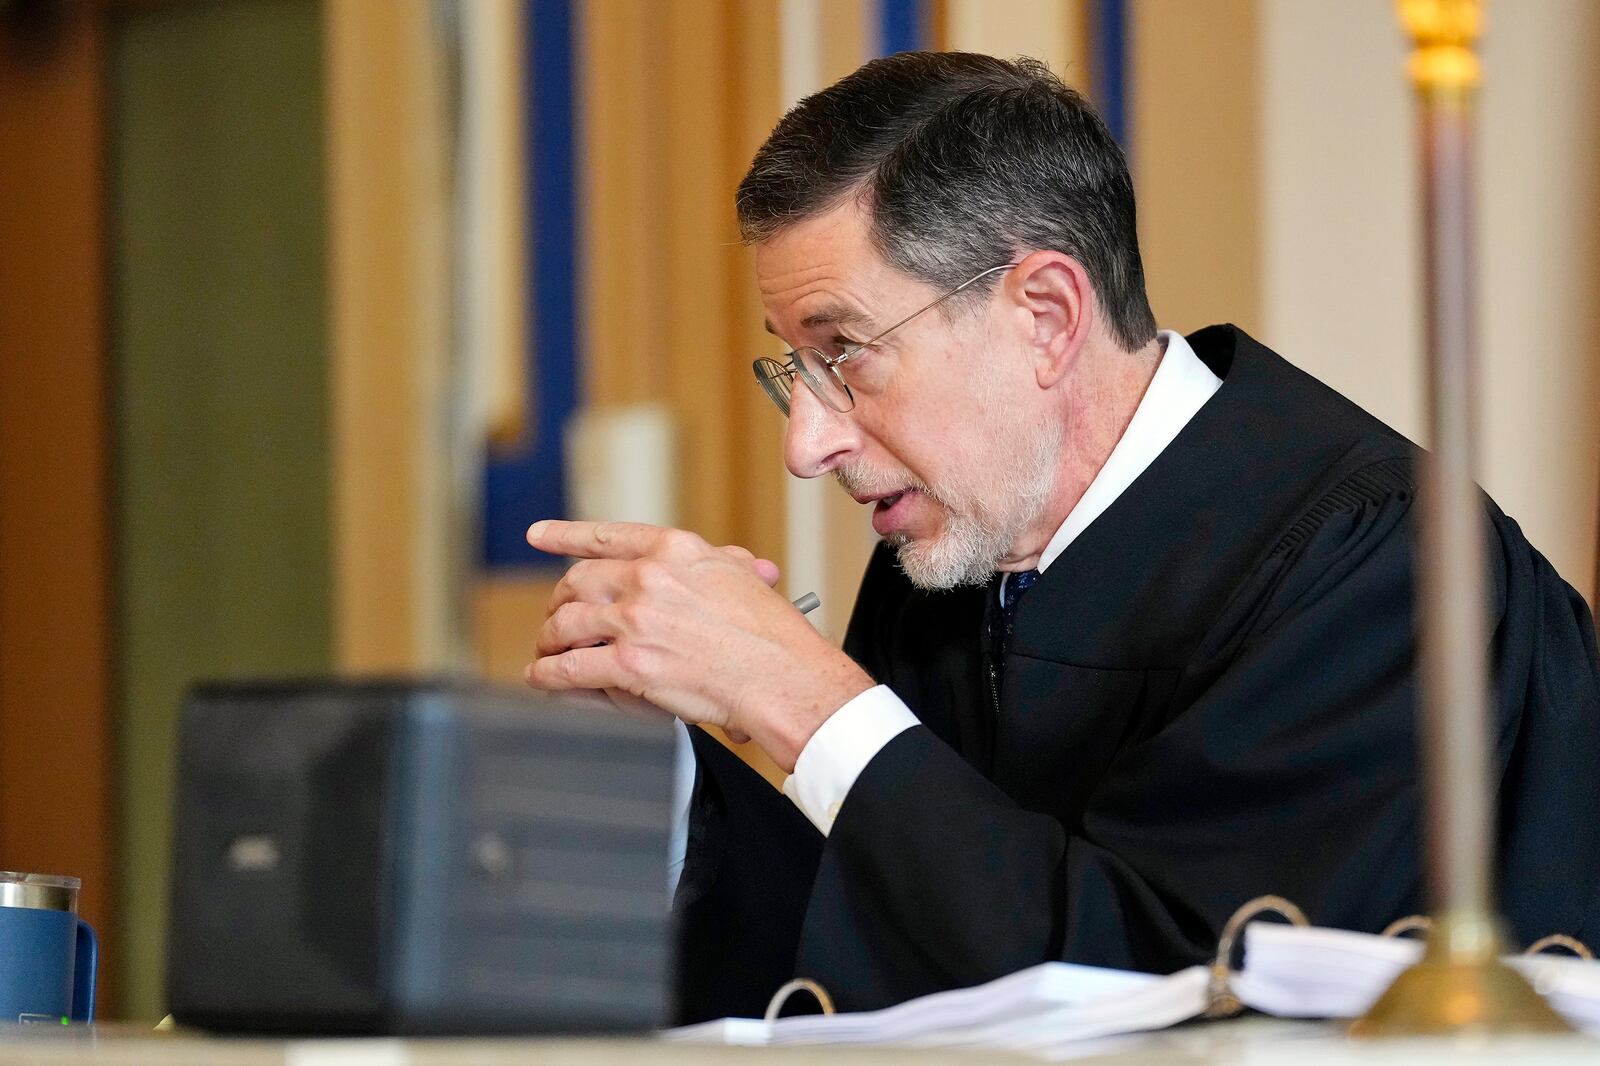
[{"x1": 165, "y1": 680, "x2": 678, "y2": 1035}]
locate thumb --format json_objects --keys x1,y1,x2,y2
[
  {"x1": 718, "y1": 544, "x2": 781, "y2": 588},
  {"x1": 749, "y1": 558, "x2": 781, "y2": 588}
]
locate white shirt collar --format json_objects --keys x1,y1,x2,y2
[{"x1": 1032, "y1": 329, "x2": 1222, "y2": 576}]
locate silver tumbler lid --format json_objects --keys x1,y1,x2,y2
[{"x1": 0, "y1": 871, "x2": 80, "y2": 912}]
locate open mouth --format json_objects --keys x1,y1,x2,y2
[{"x1": 870, "y1": 488, "x2": 919, "y2": 536}]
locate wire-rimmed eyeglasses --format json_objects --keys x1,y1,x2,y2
[{"x1": 752, "y1": 263, "x2": 1017, "y2": 417}]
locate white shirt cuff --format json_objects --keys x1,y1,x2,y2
[{"x1": 781, "y1": 684, "x2": 918, "y2": 835}]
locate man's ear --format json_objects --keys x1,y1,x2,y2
[{"x1": 1004, "y1": 250, "x2": 1095, "y2": 389}]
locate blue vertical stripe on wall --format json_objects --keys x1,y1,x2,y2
[
  {"x1": 484, "y1": 0, "x2": 578, "y2": 567},
  {"x1": 878, "y1": 0, "x2": 927, "y2": 56},
  {"x1": 1091, "y1": 0, "x2": 1129, "y2": 148}
]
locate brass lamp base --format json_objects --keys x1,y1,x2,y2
[{"x1": 1350, "y1": 913, "x2": 1574, "y2": 1037}]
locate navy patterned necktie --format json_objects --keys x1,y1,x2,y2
[{"x1": 995, "y1": 568, "x2": 1041, "y2": 665}]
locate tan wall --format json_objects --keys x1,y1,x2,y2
[
  {"x1": 944, "y1": 0, "x2": 1082, "y2": 77},
  {"x1": 1259, "y1": 0, "x2": 1600, "y2": 599},
  {"x1": 1259, "y1": 1, "x2": 1422, "y2": 439},
  {"x1": 578, "y1": 0, "x2": 787, "y2": 558},
  {"x1": 1475, "y1": 3, "x2": 1600, "y2": 602},
  {"x1": 1131, "y1": 0, "x2": 1260, "y2": 338},
  {"x1": 325, "y1": 0, "x2": 455, "y2": 673}
]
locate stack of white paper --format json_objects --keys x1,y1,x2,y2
[
  {"x1": 667, "y1": 923, "x2": 1600, "y2": 1057},
  {"x1": 669, "y1": 962, "x2": 1211, "y2": 1057},
  {"x1": 1239, "y1": 922, "x2": 1600, "y2": 1033}
]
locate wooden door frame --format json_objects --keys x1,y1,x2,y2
[{"x1": 0, "y1": 1, "x2": 118, "y2": 1013}]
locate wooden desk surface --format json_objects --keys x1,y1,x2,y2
[
  {"x1": 0, "y1": 1029, "x2": 1028, "y2": 1065},
  {"x1": 0, "y1": 1020, "x2": 1593, "y2": 1064}
]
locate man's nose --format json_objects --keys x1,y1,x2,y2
[{"x1": 783, "y1": 383, "x2": 860, "y2": 479}]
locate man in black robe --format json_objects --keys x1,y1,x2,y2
[{"x1": 524, "y1": 51, "x2": 1600, "y2": 1021}]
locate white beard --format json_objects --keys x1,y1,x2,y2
[{"x1": 837, "y1": 416, "x2": 1063, "y2": 591}]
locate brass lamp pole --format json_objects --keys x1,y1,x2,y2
[{"x1": 1352, "y1": 0, "x2": 1570, "y2": 1036}]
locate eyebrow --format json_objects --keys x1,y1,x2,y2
[{"x1": 763, "y1": 302, "x2": 874, "y2": 337}]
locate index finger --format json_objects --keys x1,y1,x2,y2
[{"x1": 526, "y1": 519, "x2": 670, "y2": 560}]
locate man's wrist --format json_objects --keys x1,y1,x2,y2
[
  {"x1": 781, "y1": 685, "x2": 920, "y2": 834},
  {"x1": 760, "y1": 660, "x2": 875, "y2": 773}
]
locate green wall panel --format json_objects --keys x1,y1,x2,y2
[{"x1": 110, "y1": 0, "x2": 330, "y2": 1019}]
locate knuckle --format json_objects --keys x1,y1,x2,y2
[
  {"x1": 547, "y1": 600, "x2": 577, "y2": 636},
  {"x1": 634, "y1": 558, "x2": 671, "y2": 592},
  {"x1": 549, "y1": 562, "x2": 585, "y2": 604},
  {"x1": 617, "y1": 600, "x2": 651, "y2": 634},
  {"x1": 557, "y1": 653, "x2": 584, "y2": 684},
  {"x1": 615, "y1": 642, "x2": 652, "y2": 678},
  {"x1": 659, "y1": 528, "x2": 704, "y2": 557}
]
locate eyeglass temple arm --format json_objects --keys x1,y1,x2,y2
[{"x1": 839, "y1": 262, "x2": 1019, "y2": 361}]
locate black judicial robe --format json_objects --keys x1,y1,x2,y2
[{"x1": 673, "y1": 324, "x2": 1600, "y2": 1022}]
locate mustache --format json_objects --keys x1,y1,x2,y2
[{"x1": 833, "y1": 461, "x2": 932, "y2": 502}]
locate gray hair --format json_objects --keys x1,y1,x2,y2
[{"x1": 737, "y1": 51, "x2": 1157, "y2": 352}]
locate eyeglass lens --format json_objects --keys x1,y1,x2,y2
[
  {"x1": 753, "y1": 348, "x2": 853, "y2": 417},
  {"x1": 754, "y1": 357, "x2": 794, "y2": 415}
]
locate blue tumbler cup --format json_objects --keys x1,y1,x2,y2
[{"x1": 0, "y1": 872, "x2": 97, "y2": 1026}]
